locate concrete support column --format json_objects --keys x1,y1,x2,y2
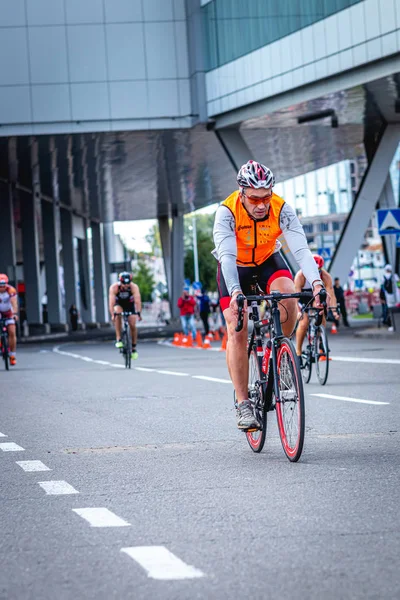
[
  {"x1": 0, "y1": 181, "x2": 16, "y2": 281},
  {"x1": 215, "y1": 128, "x2": 253, "y2": 170},
  {"x1": 41, "y1": 200, "x2": 62, "y2": 323},
  {"x1": 20, "y1": 189, "x2": 41, "y2": 323},
  {"x1": 158, "y1": 216, "x2": 171, "y2": 298},
  {"x1": 91, "y1": 222, "x2": 107, "y2": 323},
  {"x1": 77, "y1": 226, "x2": 93, "y2": 323},
  {"x1": 60, "y1": 208, "x2": 77, "y2": 315},
  {"x1": 330, "y1": 124, "x2": 400, "y2": 283},
  {"x1": 171, "y1": 212, "x2": 184, "y2": 318}
]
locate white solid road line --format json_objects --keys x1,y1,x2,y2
[
  {"x1": 17, "y1": 460, "x2": 51, "y2": 472},
  {"x1": 134, "y1": 367, "x2": 155, "y2": 372},
  {"x1": 73, "y1": 507, "x2": 130, "y2": 527},
  {"x1": 38, "y1": 480, "x2": 79, "y2": 495},
  {"x1": 0, "y1": 442, "x2": 25, "y2": 452},
  {"x1": 121, "y1": 546, "x2": 204, "y2": 580},
  {"x1": 192, "y1": 375, "x2": 231, "y2": 384},
  {"x1": 311, "y1": 393, "x2": 390, "y2": 406},
  {"x1": 0, "y1": 432, "x2": 7, "y2": 437},
  {"x1": 156, "y1": 370, "x2": 189, "y2": 376},
  {"x1": 332, "y1": 356, "x2": 400, "y2": 365}
]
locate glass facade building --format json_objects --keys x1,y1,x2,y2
[{"x1": 203, "y1": 0, "x2": 365, "y2": 70}]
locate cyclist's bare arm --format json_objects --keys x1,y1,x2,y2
[
  {"x1": 132, "y1": 283, "x2": 142, "y2": 319},
  {"x1": 321, "y1": 270, "x2": 339, "y2": 317},
  {"x1": 10, "y1": 294, "x2": 18, "y2": 321},
  {"x1": 294, "y1": 270, "x2": 306, "y2": 293},
  {"x1": 108, "y1": 284, "x2": 118, "y2": 320}
]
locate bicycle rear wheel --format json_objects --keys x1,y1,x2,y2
[
  {"x1": 245, "y1": 348, "x2": 267, "y2": 453},
  {"x1": 125, "y1": 328, "x2": 132, "y2": 369},
  {"x1": 2, "y1": 337, "x2": 9, "y2": 371},
  {"x1": 316, "y1": 326, "x2": 329, "y2": 385},
  {"x1": 302, "y1": 343, "x2": 312, "y2": 384},
  {"x1": 275, "y1": 338, "x2": 305, "y2": 462}
]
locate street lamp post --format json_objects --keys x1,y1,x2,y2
[{"x1": 192, "y1": 213, "x2": 200, "y2": 283}]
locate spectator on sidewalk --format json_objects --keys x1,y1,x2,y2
[
  {"x1": 333, "y1": 277, "x2": 350, "y2": 327},
  {"x1": 198, "y1": 287, "x2": 211, "y2": 336},
  {"x1": 381, "y1": 264, "x2": 400, "y2": 331},
  {"x1": 177, "y1": 286, "x2": 197, "y2": 338},
  {"x1": 69, "y1": 304, "x2": 79, "y2": 331}
]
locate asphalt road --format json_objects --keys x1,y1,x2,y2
[{"x1": 1, "y1": 333, "x2": 400, "y2": 600}]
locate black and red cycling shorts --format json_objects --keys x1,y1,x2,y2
[{"x1": 217, "y1": 253, "x2": 293, "y2": 312}]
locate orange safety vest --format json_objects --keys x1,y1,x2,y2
[{"x1": 222, "y1": 190, "x2": 285, "y2": 266}]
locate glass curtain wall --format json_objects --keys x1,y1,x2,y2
[{"x1": 203, "y1": 0, "x2": 364, "y2": 70}]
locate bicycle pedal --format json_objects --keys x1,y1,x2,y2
[{"x1": 244, "y1": 427, "x2": 260, "y2": 433}]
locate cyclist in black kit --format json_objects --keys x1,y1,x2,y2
[{"x1": 108, "y1": 272, "x2": 142, "y2": 359}]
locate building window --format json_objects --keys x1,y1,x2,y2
[
  {"x1": 332, "y1": 221, "x2": 341, "y2": 231},
  {"x1": 202, "y1": 0, "x2": 364, "y2": 70},
  {"x1": 303, "y1": 224, "x2": 314, "y2": 233},
  {"x1": 318, "y1": 223, "x2": 329, "y2": 232}
]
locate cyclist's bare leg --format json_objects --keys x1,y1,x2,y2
[
  {"x1": 113, "y1": 305, "x2": 123, "y2": 340},
  {"x1": 296, "y1": 313, "x2": 309, "y2": 356},
  {"x1": 224, "y1": 307, "x2": 249, "y2": 402},
  {"x1": 8, "y1": 323, "x2": 16, "y2": 352},
  {"x1": 128, "y1": 315, "x2": 138, "y2": 346},
  {"x1": 269, "y1": 277, "x2": 297, "y2": 337}
]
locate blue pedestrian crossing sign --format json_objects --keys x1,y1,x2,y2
[
  {"x1": 397, "y1": 233, "x2": 400, "y2": 248},
  {"x1": 377, "y1": 208, "x2": 400, "y2": 235},
  {"x1": 317, "y1": 247, "x2": 331, "y2": 260}
]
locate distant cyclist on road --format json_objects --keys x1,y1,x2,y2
[
  {"x1": 294, "y1": 254, "x2": 338, "y2": 359},
  {"x1": 0, "y1": 274, "x2": 19, "y2": 366},
  {"x1": 213, "y1": 160, "x2": 324, "y2": 430},
  {"x1": 109, "y1": 272, "x2": 142, "y2": 360}
]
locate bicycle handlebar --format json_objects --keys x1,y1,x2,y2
[{"x1": 235, "y1": 291, "x2": 316, "y2": 332}]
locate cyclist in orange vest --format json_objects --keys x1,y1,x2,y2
[{"x1": 213, "y1": 160, "x2": 325, "y2": 430}]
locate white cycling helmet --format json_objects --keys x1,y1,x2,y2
[{"x1": 237, "y1": 160, "x2": 275, "y2": 189}]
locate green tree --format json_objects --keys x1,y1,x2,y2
[
  {"x1": 145, "y1": 223, "x2": 162, "y2": 256},
  {"x1": 133, "y1": 258, "x2": 155, "y2": 302}
]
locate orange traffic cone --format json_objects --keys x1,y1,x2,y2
[
  {"x1": 187, "y1": 333, "x2": 193, "y2": 347},
  {"x1": 172, "y1": 332, "x2": 181, "y2": 346},
  {"x1": 331, "y1": 323, "x2": 338, "y2": 334},
  {"x1": 213, "y1": 329, "x2": 221, "y2": 342},
  {"x1": 202, "y1": 337, "x2": 211, "y2": 349},
  {"x1": 220, "y1": 331, "x2": 227, "y2": 351},
  {"x1": 196, "y1": 331, "x2": 203, "y2": 347}
]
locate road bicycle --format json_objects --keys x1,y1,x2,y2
[
  {"x1": 235, "y1": 288, "x2": 325, "y2": 462},
  {"x1": 0, "y1": 318, "x2": 10, "y2": 371},
  {"x1": 300, "y1": 303, "x2": 336, "y2": 386},
  {"x1": 114, "y1": 311, "x2": 133, "y2": 369}
]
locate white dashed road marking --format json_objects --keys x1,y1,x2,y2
[
  {"x1": 72, "y1": 507, "x2": 130, "y2": 527},
  {"x1": 0, "y1": 442, "x2": 25, "y2": 452},
  {"x1": 38, "y1": 480, "x2": 79, "y2": 495},
  {"x1": 17, "y1": 460, "x2": 51, "y2": 472},
  {"x1": 121, "y1": 546, "x2": 204, "y2": 580},
  {"x1": 0, "y1": 432, "x2": 7, "y2": 437},
  {"x1": 311, "y1": 393, "x2": 390, "y2": 406},
  {"x1": 135, "y1": 367, "x2": 155, "y2": 372}
]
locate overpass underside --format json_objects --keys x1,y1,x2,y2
[{"x1": 0, "y1": 67, "x2": 399, "y2": 326}]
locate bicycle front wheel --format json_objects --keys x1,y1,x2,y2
[
  {"x1": 275, "y1": 338, "x2": 305, "y2": 462},
  {"x1": 316, "y1": 326, "x2": 329, "y2": 385},
  {"x1": 245, "y1": 348, "x2": 267, "y2": 453},
  {"x1": 2, "y1": 344, "x2": 9, "y2": 371}
]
